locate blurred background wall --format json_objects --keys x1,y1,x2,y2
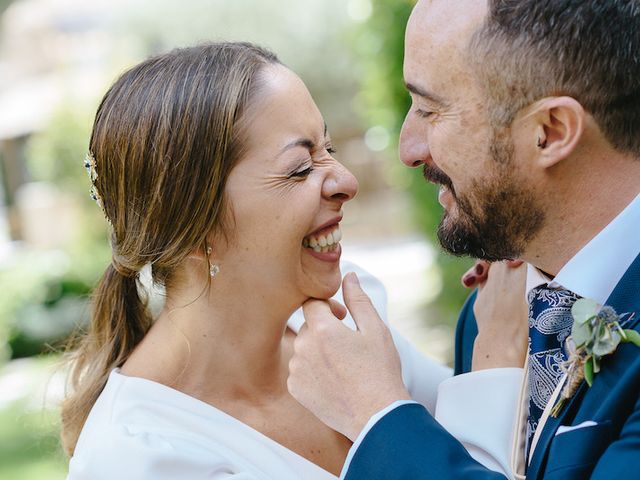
[{"x1": 0, "y1": 0, "x2": 473, "y2": 477}]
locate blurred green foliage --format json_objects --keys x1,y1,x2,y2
[
  {"x1": 354, "y1": 0, "x2": 473, "y2": 322},
  {"x1": 0, "y1": 105, "x2": 110, "y2": 361},
  {"x1": 0, "y1": 403, "x2": 66, "y2": 480},
  {"x1": 0, "y1": 357, "x2": 67, "y2": 480},
  {"x1": 26, "y1": 105, "x2": 95, "y2": 192},
  {"x1": 0, "y1": 0, "x2": 12, "y2": 22}
]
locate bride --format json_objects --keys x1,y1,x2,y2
[{"x1": 62, "y1": 42, "x2": 527, "y2": 479}]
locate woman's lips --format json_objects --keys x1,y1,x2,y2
[
  {"x1": 302, "y1": 224, "x2": 342, "y2": 251},
  {"x1": 302, "y1": 223, "x2": 342, "y2": 262},
  {"x1": 304, "y1": 242, "x2": 342, "y2": 262}
]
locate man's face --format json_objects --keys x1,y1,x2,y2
[{"x1": 400, "y1": 0, "x2": 544, "y2": 261}]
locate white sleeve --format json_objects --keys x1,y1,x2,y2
[
  {"x1": 336, "y1": 260, "x2": 389, "y2": 329},
  {"x1": 67, "y1": 424, "x2": 261, "y2": 480},
  {"x1": 435, "y1": 368, "x2": 524, "y2": 479},
  {"x1": 389, "y1": 325, "x2": 452, "y2": 414}
]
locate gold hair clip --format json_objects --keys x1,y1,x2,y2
[{"x1": 84, "y1": 151, "x2": 104, "y2": 211}]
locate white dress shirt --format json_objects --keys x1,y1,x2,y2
[{"x1": 527, "y1": 193, "x2": 640, "y2": 303}]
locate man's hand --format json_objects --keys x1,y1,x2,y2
[{"x1": 287, "y1": 272, "x2": 411, "y2": 441}]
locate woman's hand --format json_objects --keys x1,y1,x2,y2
[{"x1": 461, "y1": 260, "x2": 529, "y2": 371}]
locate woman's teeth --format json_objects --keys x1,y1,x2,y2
[{"x1": 302, "y1": 226, "x2": 342, "y2": 253}]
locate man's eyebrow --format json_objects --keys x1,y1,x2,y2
[{"x1": 405, "y1": 82, "x2": 446, "y2": 105}]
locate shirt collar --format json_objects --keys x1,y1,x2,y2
[{"x1": 526, "y1": 193, "x2": 640, "y2": 305}]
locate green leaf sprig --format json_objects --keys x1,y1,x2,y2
[{"x1": 551, "y1": 299, "x2": 638, "y2": 417}]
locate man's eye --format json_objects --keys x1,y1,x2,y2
[
  {"x1": 326, "y1": 145, "x2": 337, "y2": 154},
  {"x1": 290, "y1": 166, "x2": 314, "y2": 178},
  {"x1": 415, "y1": 109, "x2": 435, "y2": 118}
]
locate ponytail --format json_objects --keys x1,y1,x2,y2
[
  {"x1": 60, "y1": 41, "x2": 282, "y2": 457},
  {"x1": 60, "y1": 263, "x2": 151, "y2": 456}
]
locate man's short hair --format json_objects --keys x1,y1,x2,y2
[{"x1": 469, "y1": 0, "x2": 640, "y2": 156}]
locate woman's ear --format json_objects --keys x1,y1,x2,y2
[
  {"x1": 186, "y1": 235, "x2": 215, "y2": 262},
  {"x1": 529, "y1": 96, "x2": 586, "y2": 169},
  {"x1": 186, "y1": 247, "x2": 206, "y2": 262}
]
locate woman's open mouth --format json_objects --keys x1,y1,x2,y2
[{"x1": 302, "y1": 224, "x2": 342, "y2": 254}]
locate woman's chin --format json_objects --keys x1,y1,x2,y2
[{"x1": 304, "y1": 271, "x2": 342, "y2": 300}]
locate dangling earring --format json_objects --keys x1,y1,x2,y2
[{"x1": 206, "y1": 246, "x2": 220, "y2": 278}]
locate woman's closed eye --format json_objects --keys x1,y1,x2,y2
[
  {"x1": 286, "y1": 142, "x2": 335, "y2": 179},
  {"x1": 289, "y1": 165, "x2": 315, "y2": 178}
]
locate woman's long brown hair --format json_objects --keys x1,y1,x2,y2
[{"x1": 60, "y1": 42, "x2": 280, "y2": 456}]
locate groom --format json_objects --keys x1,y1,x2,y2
[{"x1": 288, "y1": 1, "x2": 640, "y2": 479}]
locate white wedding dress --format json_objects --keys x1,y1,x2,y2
[{"x1": 67, "y1": 261, "x2": 520, "y2": 479}]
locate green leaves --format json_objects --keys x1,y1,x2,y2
[
  {"x1": 622, "y1": 329, "x2": 640, "y2": 347},
  {"x1": 554, "y1": 303, "x2": 638, "y2": 417},
  {"x1": 572, "y1": 298, "x2": 599, "y2": 325},
  {"x1": 570, "y1": 298, "x2": 600, "y2": 348},
  {"x1": 571, "y1": 300, "x2": 628, "y2": 356},
  {"x1": 592, "y1": 325, "x2": 621, "y2": 357},
  {"x1": 584, "y1": 357, "x2": 594, "y2": 386},
  {"x1": 571, "y1": 320, "x2": 592, "y2": 347}
]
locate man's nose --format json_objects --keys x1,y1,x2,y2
[{"x1": 399, "y1": 116, "x2": 429, "y2": 168}]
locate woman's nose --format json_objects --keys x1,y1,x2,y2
[
  {"x1": 323, "y1": 161, "x2": 359, "y2": 203},
  {"x1": 399, "y1": 115, "x2": 430, "y2": 168}
]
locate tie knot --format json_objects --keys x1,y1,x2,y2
[
  {"x1": 528, "y1": 286, "x2": 581, "y2": 336},
  {"x1": 527, "y1": 285, "x2": 580, "y2": 309}
]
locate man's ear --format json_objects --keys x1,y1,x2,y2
[{"x1": 530, "y1": 96, "x2": 586, "y2": 168}]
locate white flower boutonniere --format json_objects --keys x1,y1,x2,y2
[{"x1": 551, "y1": 299, "x2": 640, "y2": 417}]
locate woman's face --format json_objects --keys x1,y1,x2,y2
[{"x1": 219, "y1": 65, "x2": 358, "y2": 306}]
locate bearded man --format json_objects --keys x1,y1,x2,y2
[{"x1": 288, "y1": 1, "x2": 640, "y2": 479}]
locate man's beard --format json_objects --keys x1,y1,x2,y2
[{"x1": 427, "y1": 129, "x2": 545, "y2": 261}]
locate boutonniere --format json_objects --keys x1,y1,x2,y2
[{"x1": 551, "y1": 299, "x2": 640, "y2": 417}]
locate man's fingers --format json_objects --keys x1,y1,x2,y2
[
  {"x1": 342, "y1": 272, "x2": 382, "y2": 333},
  {"x1": 328, "y1": 299, "x2": 347, "y2": 320}
]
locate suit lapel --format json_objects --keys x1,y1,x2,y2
[
  {"x1": 606, "y1": 252, "x2": 640, "y2": 329},
  {"x1": 526, "y1": 253, "x2": 640, "y2": 479},
  {"x1": 526, "y1": 381, "x2": 587, "y2": 478}
]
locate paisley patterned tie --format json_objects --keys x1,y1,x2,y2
[{"x1": 526, "y1": 285, "x2": 580, "y2": 458}]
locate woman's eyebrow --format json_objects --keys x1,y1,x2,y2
[
  {"x1": 277, "y1": 123, "x2": 329, "y2": 157},
  {"x1": 278, "y1": 138, "x2": 315, "y2": 157}
]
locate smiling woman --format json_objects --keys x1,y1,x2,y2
[{"x1": 61, "y1": 42, "x2": 371, "y2": 480}]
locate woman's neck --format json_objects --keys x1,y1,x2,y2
[{"x1": 123, "y1": 279, "x2": 301, "y2": 403}]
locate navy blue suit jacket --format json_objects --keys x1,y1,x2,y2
[{"x1": 344, "y1": 254, "x2": 640, "y2": 479}]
